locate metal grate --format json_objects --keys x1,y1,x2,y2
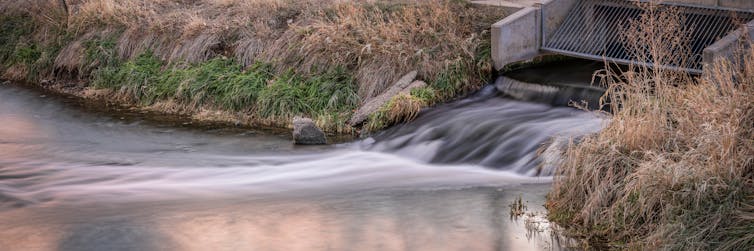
[{"x1": 541, "y1": 0, "x2": 754, "y2": 74}]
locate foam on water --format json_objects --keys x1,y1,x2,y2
[{"x1": 365, "y1": 85, "x2": 604, "y2": 175}]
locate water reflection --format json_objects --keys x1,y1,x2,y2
[
  {"x1": 58, "y1": 219, "x2": 170, "y2": 251},
  {"x1": 0, "y1": 185, "x2": 561, "y2": 251},
  {"x1": 0, "y1": 114, "x2": 50, "y2": 161},
  {"x1": 0, "y1": 82, "x2": 595, "y2": 250}
]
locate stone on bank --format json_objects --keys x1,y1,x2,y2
[{"x1": 348, "y1": 70, "x2": 420, "y2": 126}]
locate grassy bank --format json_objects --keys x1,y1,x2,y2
[
  {"x1": 546, "y1": 6, "x2": 754, "y2": 250},
  {"x1": 0, "y1": 0, "x2": 511, "y2": 133}
]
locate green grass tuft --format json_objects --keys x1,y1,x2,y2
[
  {"x1": 0, "y1": 14, "x2": 34, "y2": 66},
  {"x1": 431, "y1": 60, "x2": 471, "y2": 99},
  {"x1": 83, "y1": 35, "x2": 120, "y2": 75},
  {"x1": 410, "y1": 86, "x2": 437, "y2": 104},
  {"x1": 91, "y1": 51, "x2": 359, "y2": 130},
  {"x1": 93, "y1": 51, "x2": 161, "y2": 100},
  {"x1": 256, "y1": 66, "x2": 360, "y2": 119}
]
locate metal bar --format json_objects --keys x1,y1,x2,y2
[
  {"x1": 688, "y1": 13, "x2": 721, "y2": 69},
  {"x1": 560, "y1": 0, "x2": 593, "y2": 51},
  {"x1": 685, "y1": 11, "x2": 704, "y2": 58},
  {"x1": 604, "y1": 3, "x2": 639, "y2": 60},
  {"x1": 549, "y1": 0, "x2": 587, "y2": 51},
  {"x1": 568, "y1": 1, "x2": 595, "y2": 54},
  {"x1": 566, "y1": 0, "x2": 598, "y2": 51},
  {"x1": 693, "y1": 13, "x2": 731, "y2": 68},
  {"x1": 573, "y1": 2, "x2": 610, "y2": 55},
  {"x1": 599, "y1": 2, "x2": 629, "y2": 57},
  {"x1": 673, "y1": 10, "x2": 698, "y2": 69},
  {"x1": 539, "y1": 0, "x2": 753, "y2": 73},
  {"x1": 579, "y1": 3, "x2": 609, "y2": 54}
]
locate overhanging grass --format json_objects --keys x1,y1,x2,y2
[
  {"x1": 364, "y1": 89, "x2": 435, "y2": 132},
  {"x1": 257, "y1": 67, "x2": 359, "y2": 118},
  {"x1": 0, "y1": 14, "x2": 34, "y2": 65},
  {"x1": 0, "y1": 12, "x2": 72, "y2": 82},
  {"x1": 431, "y1": 60, "x2": 474, "y2": 100}
]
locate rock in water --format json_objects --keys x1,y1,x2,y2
[{"x1": 292, "y1": 117, "x2": 327, "y2": 145}]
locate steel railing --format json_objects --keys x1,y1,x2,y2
[{"x1": 541, "y1": 0, "x2": 754, "y2": 74}]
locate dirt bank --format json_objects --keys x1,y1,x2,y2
[{"x1": 0, "y1": 0, "x2": 514, "y2": 134}]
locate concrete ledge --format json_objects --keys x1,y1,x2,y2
[
  {"x1": 470, "y1": 0, "x2": 541, "y2": 8},
  {"x1": 492, "y1": 7, "x2": 541, "y2": 70},
  {"x1": 659, "y1": 0, "x2": 754, "y2": 10},
  {"x1": 491, "y1": 0, "x2": 577, "y2": 71},
  {"x1": 663, "y1": 0, "x2": 717, "y2": 6},
  {"x1": 495, "y1": 76, "x2": 606, "y2": 110},
  {"x1": 702, "y1": 19, "x2": 754, "y2": 74},
  {"x1": 719, "y1": 0, "x2": 754, "y2": 10},
  {"x1": 490, "y1": 0, "x2": 752, "y2": 73}
]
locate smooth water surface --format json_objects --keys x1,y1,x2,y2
[{"x1": 0, "y1": 81, "x2": 602, "y2": 250}]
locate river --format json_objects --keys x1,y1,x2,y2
[{"x1": 0, "y1": 61, "x2": 604, "y2": 251}]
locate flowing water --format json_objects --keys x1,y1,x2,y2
[{"x1": 0, "y1": 63, "x2": 604, "y2": 251}]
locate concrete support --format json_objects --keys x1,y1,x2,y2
[
  {"x1": 490, "y1": 0, "x2": 753, "y2": 72},
  {"x1": 491, "y1": 0, "x2": 578, "y2": 70},
  {"x1": 702, "y1": 19, "x2": 754, "y2": 74},
  {"x1": 664, "y1": 0, "x2": 717, "y2": 6},
  {"x1": 491, "y1": 7, "x2": 541, "y2": 70},
  {"x1": 662, "y1": 0, "x2": 754, "y2": 10},
  {"x1": 718, "y1": 0, "x2": 754, "y2": 10}
]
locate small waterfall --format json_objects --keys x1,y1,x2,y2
[{"x1": 365, "y1": 78, "x2": 605, "y2": 176}]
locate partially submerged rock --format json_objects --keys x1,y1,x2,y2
[
  {"x1": 348, "y1": 70, "x2": 422, "y2": 126},
  {"x1": 292, "y1": 117, "x2": 327, "y2": 145}
]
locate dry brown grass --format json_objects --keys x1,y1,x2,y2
[
  {"x1": 547, "y1": 4, "x2": 754, "y2": 250},
  {"x1": 268, "y1": 1, "x2": 493, "y2": 98},
  {"x1": 384, "y1": 93, "x2": 425, "y2": 122},
  {"x1": 15, "y1": 0, "x2": 500, "y2": 90},
  {"x1": 363, "y1": 92, "x2": 426, "y2": 132}
]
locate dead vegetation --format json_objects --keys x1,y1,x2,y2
[
  {"x1": 0, "y1": 0, "x2": 511, "y2": 132},
  {"x1": 547, "y1": 4, "x2": 754, "y2": 250},
  {"x1": 509, "y1": 195, "x2": 527, "y2": 219}
]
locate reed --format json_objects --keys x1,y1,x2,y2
[{"x1": 547, "y1": 3, "x2": 754, "y2": 250}]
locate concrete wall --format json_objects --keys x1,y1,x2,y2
[
  {"x1": 491, "y1": 0, "x2": 753, "y2": 71},
  {"x1": 491, "y1": 0, "x2": 579, "y2": 70},
  {"x1": 718, "y1": 0, "x2": 754, "y2": 10},
  {"x1": 661, "y1": 0, "x2": 754, "y2": 10},
  {"x1": 664, "y1": 0, "x2": 718, "y2": 6},
  {"x1": 702, "y1": 19, "x2": 754, "y2": 73},
  {"x1": 491, "y1": 7, "x2": 541, "y2": 70}
]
